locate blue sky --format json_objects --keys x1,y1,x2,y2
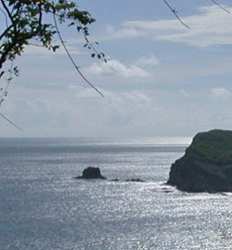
[{"x1": 1, "y1": 0, "x2": 232, "y2": 137}]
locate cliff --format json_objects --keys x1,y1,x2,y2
[{"x1": 167, "y1": 129, "x2": 232, "y2": 192}]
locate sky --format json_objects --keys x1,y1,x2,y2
[{"x1": 1, "y1": 0, "x2": 232, "y2": 138}]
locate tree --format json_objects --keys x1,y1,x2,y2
[
  {"x1": 0, "y1": 0, "x2": 105, "y2": 95},
  {"x1": 0, "y1": 0, "x2": 107, "y2": 128}
]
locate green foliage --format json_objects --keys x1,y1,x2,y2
[
  {"x1": 0, "y1": 0, "x2": 95, "y2": 72},
  {"x1": 187, "y1": 130, "x2": 232, "y2": 163}
]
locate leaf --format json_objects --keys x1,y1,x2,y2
[
  {"x1": 52, "y1": 45, "x2": 60, "y2": 52},
  {"x1": 68, "y1": 22, "x2": 75, "y2": 27}
]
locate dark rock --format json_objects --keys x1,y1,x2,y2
[
  {"x1": 76, "y1": 167, "x2": 106, "y2": 180},
  {"x1": 125, "y1": 178, "x2": 144, "y2": 182},
  {"x1": 167, "y1": 129, "x2": 232, "y2": 192},
  {"x1": 110, "y1": 178, "x2": 145, "y2": 182},
  {"x1": 111, "y1": 178, "x2": 120, "y2": 182}
]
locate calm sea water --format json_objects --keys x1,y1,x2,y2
[{"x1": 0, "y1": 138, "x2": 232, "y2": 250}]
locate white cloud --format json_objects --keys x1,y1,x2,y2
[
  {"x1": 3, "y1": 82, "x2": 232, "y2": 137},
  {"x1": 179, "y1": 89, "x2": 190, "y2": 98},
  {"x1": 87, "y1": 59, "x2": 150, "y2": 78},
  {"x1": 135, "y1": 55, "x2": 159, "y2": 67},
  {"x1": 107, "y1": 5, "x2": 232, "y2": 47},
  {"x1": 210, "y1": 87, "x2": 231, "y2": 98}
]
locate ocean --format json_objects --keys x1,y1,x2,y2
[{"x1": 0, "y1": 138, "x2": 231, "y2": 250}]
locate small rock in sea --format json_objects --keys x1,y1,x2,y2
[{"x1": 75, "y1": 167, "x2": 106, "y2": 180}]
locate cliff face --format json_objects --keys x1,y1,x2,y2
[{"x1": 167, "y1": 130, "x2": 232, "y2": 192}]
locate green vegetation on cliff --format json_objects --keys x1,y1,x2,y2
[{"x1": 187, "y1": 129, "x2": 232, "y2": 164}]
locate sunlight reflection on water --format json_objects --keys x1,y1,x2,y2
[{"x1": 0, "y1": 138, "x2": 231, "y2": 250}]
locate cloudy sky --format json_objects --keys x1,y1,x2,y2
[{"x1": 1, "y1": 0, "x2": 232, "y2": 138}]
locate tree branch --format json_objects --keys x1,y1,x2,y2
[
  {"x1": 0, "y1": 112, "x2": 22, "y2": 131},
  {"x1": 0, "y1": 23, "x2": 13, "y2": 41},
  {"x1": 210, "y1": 0, "x2": 231, "y2": 14},
  {"x1": 53, "y1": 13, "x2": 104, "y2": 97},
  {"x1": 162, "y1": 0, "x2": 190, "y2": 29}
]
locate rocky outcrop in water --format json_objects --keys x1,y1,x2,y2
[
  {"x1": 110, "y1": 178, "x2": 145, "y2": 182},
  {"x1": 167, "y1": 130, "x2": 232, "y2": 193},
  {"x1": 76, "y1": 167, "x2": 106, "y2": 180},
  {"x1": 125, "y1": 178, "x2": 144, "y2": 182},
  {"x1": 75, "y1": 167, "x2": 145, "y2": 182}
]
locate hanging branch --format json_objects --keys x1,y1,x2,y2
[
  {"x1": 0, "y1": 1, "x2": 105, "y2": 131},
  {"x1": 162, "y1": 0, "x2": 191, "y2": 29},
  {"x1": 0, "y1": 112, "x2": 22, "y2": 131},
  {"x1": 53, "y1": 13, "x2": 104, "y2": 97},
  {"x1": 0, "y1": 63, "x2": 22, "y2": 131},
  {"x1": 78, "y1": 24, "x2": 109, "y2": 63},
  {"x1": 210, "y1": 0, "x2": 231, "y2": 14}
]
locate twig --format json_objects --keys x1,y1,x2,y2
[
  {"x1": 53, "y1": 13, "x2": 104, "y2": 97},
  {"x1": 0, "y1": 112, "x2": 22, "y2": 131},
  {"x1": 162, "y1": 0, "x2": 191, "y2": 29},
  {"x1": 210, "y1": 0, "x2": 231, "y2": 14},
  {"x1": 0, "y1": 62, "x2": 22, "y2": 131}
]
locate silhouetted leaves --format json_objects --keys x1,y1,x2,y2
[
  {"x1": 0, "y1": 0, "x2": 95, "y2": 70},
  {"x1": 52, "y1": 45, "x2": 59, "y2": 52}
]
